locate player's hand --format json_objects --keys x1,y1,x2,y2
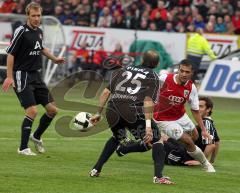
[
  {"x1": 54, "y1": 57, "x2": 65, "y2": 64},
  {"x1": 202, "y1": 130, "x2": 212, "y2": 143},
  {"x1": 144, "y1": 127, "x2": 153, "y2": 144},
  {"x1": 90, "y1": 114, "x2": 101, "y2": 126},
  {"x1": 2, "y1": 77, "x2": 15, "y2": 92}
]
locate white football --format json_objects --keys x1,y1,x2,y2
[{"x1": 73, "y1": 112, "x2": 93, "y2": 131}]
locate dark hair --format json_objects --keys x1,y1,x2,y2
[
  {"x1": 142, "y1": 50, "x2": 160, "y2": 69},
  {"x1": 179, "y1": 59, "x2": 193, "y2": 69},
  {"x1": 199, "y1": 96, "x2": 214, "y2": 116}
]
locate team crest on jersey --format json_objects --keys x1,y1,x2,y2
[{"x1": 184, "y1": 90, "x2": 189, "y2": 97}]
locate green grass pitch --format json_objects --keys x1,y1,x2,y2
[{"x1": 0, "y1": 86, "x2": 240, "y2": 193}]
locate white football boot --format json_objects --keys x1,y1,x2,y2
[
  {"x1": 89, "y1": 169, "x2": 100, "y2": 177},
  {"x1": 203, "y1": 161, "x2": 216, "y2": 172},
  {"x1": 18, "y1": 148, "x2": 36, "y2": 156},
  {"x1": 30, "y1": 134, "x2": 45, "y2": 153}
]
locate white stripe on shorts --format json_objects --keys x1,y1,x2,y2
[{"x1": 16, "y1": 71, "x2": 21, "y2": 92}]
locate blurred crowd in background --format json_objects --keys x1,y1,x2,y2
[{"x1": 1, "y1": 0, "x2": 240, "y2": 34}]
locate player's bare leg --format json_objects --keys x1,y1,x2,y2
[{"x1": 189, "y1": 128, "x2": 199, "y2": 142}]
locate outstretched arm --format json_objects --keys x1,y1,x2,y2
[
  {"x1": 97, "y1": 88, "x2": 111, "y2": 115},
  {"x1": 143, "y1": 96, "x2": 154, "y2": 144},
  {"x1": 210, "y1": 141, "x2": 220, "y2": 164},
  {"x1": 191, "y1": 109, "x2": 211, "y2": 141},
  {"x1": 203, "y1": 39, "x2": 217, "y2": 60},
  {"x1": 90, "y1": 88, "x2": 111, "y2": 125},
  {"x1": 42, "y1": 48, "x2": 65, "y2": 64}
]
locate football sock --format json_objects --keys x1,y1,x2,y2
[
  {"x1": 118, "y1": 140, "x2": 151, "y2": 155},
  {"x1": 93, "y1": 137, "x2": 119, "y2": 172},
  {"x1": 34, "y1": 113, "x2": 53, "y2": 140},
  {"x1": 187, "y1": 145, "x2": 208, "y2": 165},
  {"x1": 152, "y1": 142, "x2": 166, "y2": 178},
  {"x1": 20, "y1": 116, "x2": 34, "y2": 150}
]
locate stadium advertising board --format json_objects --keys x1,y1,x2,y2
[
  {"x1": 0, "y1": 22, "x2": 11, "y2": 41},
  {"x1": 205, "y1": 34, "x2": 238, "y2": 57},
  {"x1": 0, "y1": 22, "x2": 239, "y2": 65},
  {"x1": 201, "y1": 34, "x2": 239, "y2": 61},
  {"x1": 63, "y1": 26, "x2": 185, "y2": 62},
  {"x1": 64, "y1": 26, "x2": 135, "y2": 52},
  {"x1": 199, "y1": 60, "x2": 240, "y2": 98}
]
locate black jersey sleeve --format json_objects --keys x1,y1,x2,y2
[
  {"x1": 39, "y1": 28, "x2": 44, "y2": 50},
  {"x1": 203, "y1": 118, "x2": 219, "y2": 144},
  {"x1": 214, "y1": 128, "x2": 220, "y2": 142},
  {"x1": 6, "y1": 26, "x2": 25, "y2": 56},
  {"x1": 204, "y1": 119, "x2": 215, "y2": 136},
  {"x1": 144, "y1": 71, "x2": 160, "y2": 103}
]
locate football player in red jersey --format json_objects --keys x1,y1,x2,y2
[
  {"x1": 116, "y1": 59, "x2": 216, "y2": 173},
  {"x1": 153, "y1": 59, "x2": 215, "y2": 172}
]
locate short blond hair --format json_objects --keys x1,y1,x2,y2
[{"x1": 25, "y1": 2, "x2": 42, "y2": 15}]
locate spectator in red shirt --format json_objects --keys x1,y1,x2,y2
[
  {"x1": 232, "y1": 9, "x2": 240, "y2": 34},
  {"x1": 150, "y1": 0, "x2": 167, "y2": 21},
  {"x1": 0, "y1": 0, "x2": 17, "y2": 13},
  {"x1": 178, "y1": 0, "x2": 191, "y2": 7},
  {"x1": 73, "y1": 41, "x2": 90, "y2": 71},
  {"x1": 93, "y1": 45, "x2": 108, "y2": 78}
]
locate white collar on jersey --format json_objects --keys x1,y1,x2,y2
[
  {"x1": 173, "y1": 74, "x2": 190, "y2": 86},
  {"x1": 206, "y1": 116, "x2": 212, "y2": 120}
]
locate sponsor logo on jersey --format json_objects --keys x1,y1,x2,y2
[
  {"x1": 29, "y1": 51, "x2": 40, "y2": 55},
  {"x1": 168, "y1": 95, "x2": 184, "y2": 105},
  {"x1": 111, "y1": 93, "x2": 137, "y2": 101},
  {"x1": 34, "y1": 41, "x2": 41, "y2": 49}
]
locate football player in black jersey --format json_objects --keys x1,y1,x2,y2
[
  {"x1": 2, "y1": 2, "x2": 65, "y2": 155},
  {"x1": 89, "y1": 50, "x2": 174, "y2": 185},
  {"x1": 164, "y1": 97, "x2": 220, "y2": 166},
  {"x1": 196, "y1": 96, "x2": 220, "y2": 164}
]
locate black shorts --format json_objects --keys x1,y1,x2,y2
[
  {"x1": 164, "y1": 138, "x2": 193, "y2": 166},
  {"x1": 106, "y1": 103, "x2": 160, "y2": 143},
  {"x1": 13, "y1": 70, "x2": 54, "y2": 109}
]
